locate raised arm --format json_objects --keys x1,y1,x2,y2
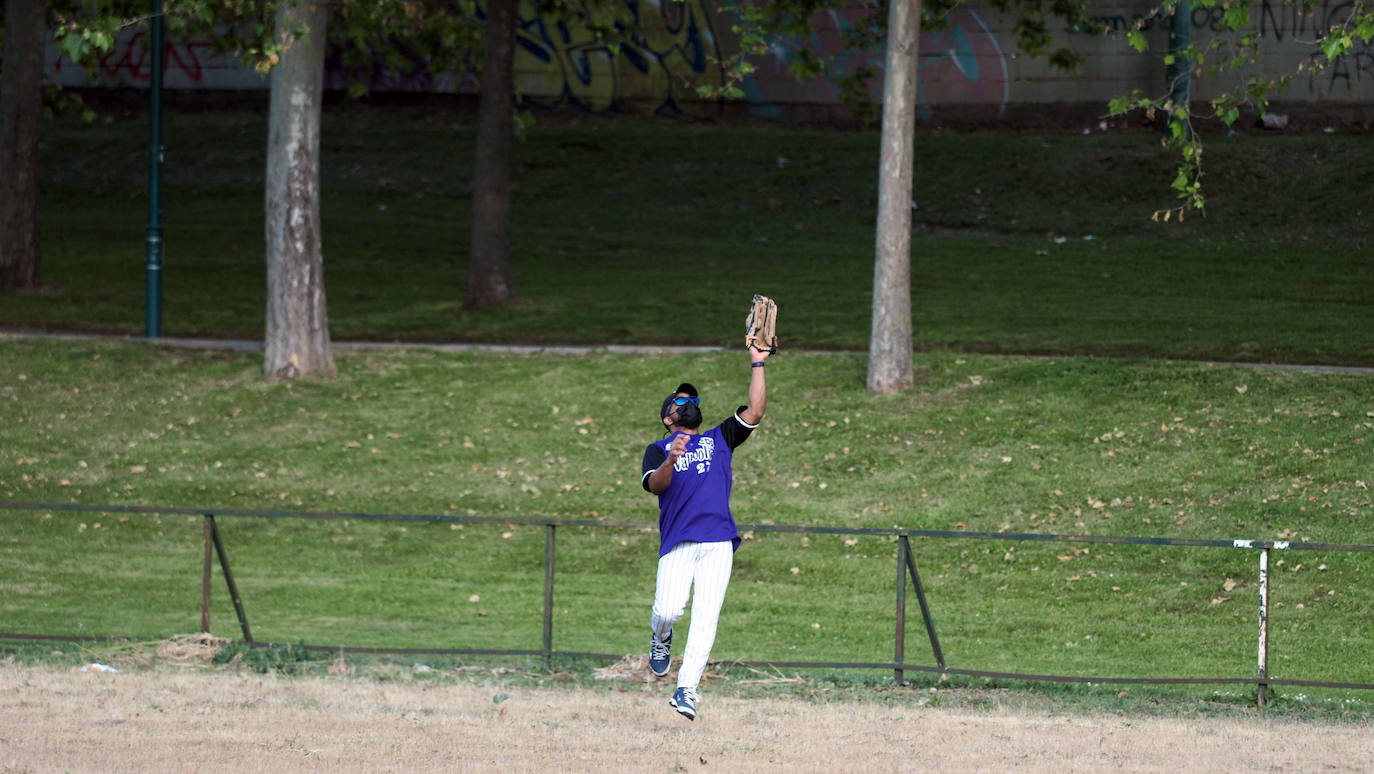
[{"x1": 739, "y1": 346, "x2": 770, "y2": 426}]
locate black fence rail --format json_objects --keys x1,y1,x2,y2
[{"x1": 3, "y1": 501, "x2": 1373, "y2": 706}]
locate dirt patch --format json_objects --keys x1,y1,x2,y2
[
  {"x1": 1, "y1": 663, "x2": 1369, "y2": 773},
  {"x1": 153, "y1": 633, "x2": 231, "y2": 666}
]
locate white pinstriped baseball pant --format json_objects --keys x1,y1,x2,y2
[{"x1": 650, "y1": 540, "x2": 734, "y2": 690}]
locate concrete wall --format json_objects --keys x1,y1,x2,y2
[{"x1": 44, "y1": 0, "x2": 1374, "y2": 124}]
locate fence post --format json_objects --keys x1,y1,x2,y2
[
  {"x1": 904, "y1": 536, "x2": 945, "y2": 670},
  {"x1": 895, "y1": 535, "x2": 908, "y2": 685},
  {"x1": 543, "y1": 524, "x2": 556, "y2": 670},
  {"x1": 1257, "y1": 546, "x2": 1270, "y2": 707},
  {"x1": 209, "y1": 515, "x2": 253, "y2": 643},
  {"x1": 201, "y1": 515, "x2": 213, "y2": 633}
]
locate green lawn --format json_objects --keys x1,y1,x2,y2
[{"x1": 1, "y1": 339, "x2": 1370, "y2": 707}]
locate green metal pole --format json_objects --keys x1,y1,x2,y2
[{"x1": 145, "y1": 0, "x2": 164, "y2": 338}]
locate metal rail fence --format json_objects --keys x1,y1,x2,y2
[{"x1": 3, "y1": 501, "x2": 1373, "y2": 707}]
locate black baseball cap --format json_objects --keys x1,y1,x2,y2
[{"x1": 660, "y1": 382, "x2": 699, "y2": 419}]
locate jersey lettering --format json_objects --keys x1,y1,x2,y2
[{"x1": 673, "y1": 436, "x2": 715, "y2": 473}]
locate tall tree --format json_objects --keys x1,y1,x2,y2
[
  {"x1": 264, "y1": 0, "x2": 335, "y2": 379},
  {"x1": 867, "y1": 0, "x2": 920, "y2": 395},
  {"x1": 0, "y1": 0, "x2": 46, "y2": 290},
  {"x1": 463, "y1": 0, "x2": 517, "y2": 309},
  {"x1": 44, "y1": 0, "x2": 476, "y2": 379}
]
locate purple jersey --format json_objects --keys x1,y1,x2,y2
[{"x1": 641, "y1": 409, "x2": 756, "y2": 557}]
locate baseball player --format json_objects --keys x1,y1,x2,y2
[{"x1": 640, "y1": 346, "x2": 770, "y2": 720}]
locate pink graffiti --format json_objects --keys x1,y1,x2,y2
[
  {"x1": 746, "y1": 7, "x2": 1009, "y2": 117},
  {"x1": 52, "y1": 31, "x2": 215, "y2": 84},
  {"x1": 916, "y1": 9, "x2": 1009, "y2": 111}
]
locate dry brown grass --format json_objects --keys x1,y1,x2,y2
[{"x1": 2, "y1": 661, "x2": 1370, "y2": 773}]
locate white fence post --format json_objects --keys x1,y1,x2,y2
[{"x1": 1257, "y1": 546, "x2": 1270, "y2": 707}]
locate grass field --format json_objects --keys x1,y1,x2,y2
[
  {"x1": 2, "y1": 338, "x2": 1371, "y2": 710},
  {"x1": 3, "y1": 101, "x2": 1373, "y2": 713}
]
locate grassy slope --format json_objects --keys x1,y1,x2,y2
[{"x1": 8, "y1": 106, "x2": 1373, "y2": 363}]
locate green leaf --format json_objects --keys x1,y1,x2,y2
[
  {"x1": 57, "y1": 32, "x2": 88, "y2": 63},
  {"x1": 1222, "y1": 8, "x2": 1250, "y2": 29},
  {"x1": 1127, "y1": 29, "x2": 1149, "y2": 52}
]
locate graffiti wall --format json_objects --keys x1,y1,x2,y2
[{"x1": 44, "y1": 0, "x2": 1374, "y2": 122}]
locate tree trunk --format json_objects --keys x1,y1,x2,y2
[
  {"x1": 462, "y1": 0, "x2": 517, "y2": 309},
  {"x1": 264, "y1": 0, "x2": 335, "y2": 380},
  {"x1": 0, "y1": 0, "x2": 46, "y2": 291},
  {"x1": 868, "y1": 0, "x2": 921, "y2": 395}
]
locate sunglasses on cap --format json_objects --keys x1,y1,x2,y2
[{"x1": 669, "y1": 396, "x2": 700, "y2": 406}]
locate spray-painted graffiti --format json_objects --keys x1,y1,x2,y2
[
  {"x1": 1080, "y1": 6, "x2": 1236, "y2": 34},
  {"x1": 743, "y1": 7, "x2": 1009, "y2": 119},
  {"x1": 318, "y1": 0, "x2": 728, "y2": 112},
  {"x1": 1299, "y1": 41, "x2": 1374, "y2": 93},
  {"x1": 1085, "y1": 0, "x2": 1373, "y2": 41},
  {"x1": 1075, "y1": 2, "x2": 1374, "y2": 99},
  {"x1": 1260, "y1": 0, "x2": 1360, "y2": 41},
  {"x1": 323, "y1": 38, "x2": 464, "y2": 94},
  {"x1": 916, "y1": 9, "x2": 1010, "y2": 117},
  {"x1": 512, "y1": 0, "x2": 724, "y2": 113},
  {"x1": 1259, "y1": 0, "x2": 1374, "y2": 94},
  {"x1": 43, "y1": 1, "x2": 1372, "y2": 116},
  {"x1": 49, "y1": 31, "x2": 223, "y2": 86}
]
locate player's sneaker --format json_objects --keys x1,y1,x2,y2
[
  {"x1": 669, "y1": 686, "x2": 698, "y2": 721},
  {"x1": 649, "y1": 629, "x2": 672, "y2": 677}
]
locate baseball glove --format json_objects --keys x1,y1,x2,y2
[{"x1": 744, "y1": 294, "x2": 778, "y2": 354}]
